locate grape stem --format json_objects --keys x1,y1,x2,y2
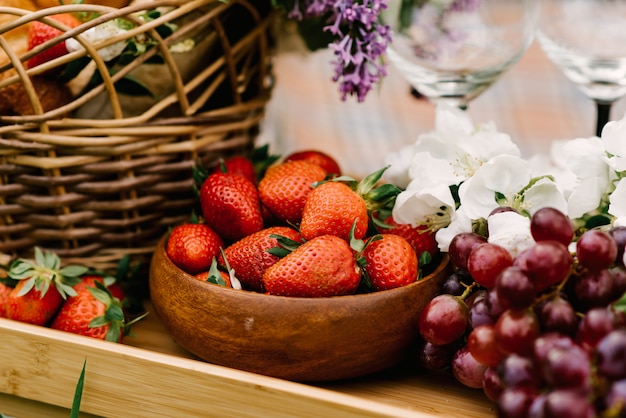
[{"x1": 460, "y1": 281, "x2": 479, "y2": 301}]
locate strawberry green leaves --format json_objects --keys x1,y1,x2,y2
[{"x1": 8, "y1": 247, "x2": 87, "y2": 299}]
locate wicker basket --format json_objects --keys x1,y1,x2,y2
[{"x1": 0, "y1": 0, "x2": 274, "y2": 271}]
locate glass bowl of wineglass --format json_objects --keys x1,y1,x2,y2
[
  {"x1": 537, "y1": 0, "x2": 626, "y2": 137},
  {"x1": 382, "y1": 0, "x2": 539, "y2": 110}
]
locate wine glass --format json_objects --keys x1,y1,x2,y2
[
  {"x1": 382, "y1": 0, "x2": 539, "y2": 110},
  {"x1": 537, "y1": 0, "x2": 626, "y2": 137}
]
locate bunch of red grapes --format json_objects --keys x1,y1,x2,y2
[{"x1": 417, "y1": 207, "x2": 626, "y2": 418}]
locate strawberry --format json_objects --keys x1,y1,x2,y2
[
  {"x1": 51, "y1": 281, "x2": 127, "y2": 342},
  {"x1": 358, "y1": 234, "x2": 418, "y2": 291},
  {"x1": 27, "y1": 13, "x2": 81, "y2": 69},
  {"x1": 284, "y1": 150, "x2": 342, "y2": 176},
  {"x1": 194, "y1": 257, "x2": 237, "y2": 288},
  {"x1": 5, "y1": 247, "x2": 87, "y2": 325},
  {"x1": 0, "y1": 281, "x2": 15, "y2": 318},
  {"x1": 376, "y1": 214, "x2": 440, "y2": 261},
  {"x1": 211, "y1": 156, "x2": 257, "y2": 184},
  {"x1": 263, "y1": 234, "x2": 360, "y2": 297},
  {"x1": 199, "y1": 172, "x2": 264, "y2": 243},
  {"x1": 299, "y1": 167, "x2": 401, "y2": 242},
  {"x1": 258, "y1": 160, "x2": 327, "y2": 225},
  {"x1": 300, "y1": 181, "x2": 369, "y2": 242},
  {"x1": 166, "y1": 223, "x2": 224, "y2": 275},
  {"x1": 219, "y1": 226, "x2": 302, "y2": 292}
]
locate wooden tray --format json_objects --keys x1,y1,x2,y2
[{"x1": 0, "y1": 301, "x2": 495, "y2": 418}]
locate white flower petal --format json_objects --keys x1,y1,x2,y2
[
  {"x1": 435, "y1": 207, "x2": 473, "y2": 252},
  {"x1": 392, "y1": 184, "x2": 456, "y2": 227},
  {"x1": 487, "y1": 211, "x2": 535, "y2": 258},
  {"x1": 609, "y1": 178, "x2": 626, "y2": 219}
]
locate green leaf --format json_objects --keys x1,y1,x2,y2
[
  {"x1": 88, "y1": 286, "x2": 112, "y2": 305},
  {"x1": 70, "y1": 360, "x2": 86, "y2": 418},
  {"x1": 16, "y1": 277, "x2": 35, "y2": 296},
  {"x1": 105, "y1": 327, "x2": 121, "y2": 343},
  {"x1": 89, "y1": 315, "x2": 109, "y2": 328},
  {"x1": 34, "y1": 247, "x2": 46, "y2": 267},
  {"x1": 56, "y1": 281, "x2": 77, "y2": 299},
  {"x1": 60, "y1": 265, "x2": 89, "y2": 277},
  {"x1": 106, "y1": 305, "x2": 125, "y2": 322}
]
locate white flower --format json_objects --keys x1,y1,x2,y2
[
  {"x1": 487, "y1": 211, "x2": 535, "y2": 258},
  {"x1": 383, "y1": 144, "x2": 419, "y2": 189},
  {"x1": 609, "y1": 178, "x2": 626, "y2": 225},
  {"x1": 392, "y1": 182, "x2": 456, "y2": 228},
  {"x1": 385, "y1": 104, "x2": 520, "y2": 192},
  {"x1": 602, "y1": 112, "x2": 626, "y2": 173},
  {"x1": 457, "y1": 154, "x2": 530, "y2": 220},
  {"x1": 435, "y1": 206, "x2": 473, "y2": 252},
  {"x1": 548, "y1": 137, "x2": 614, "y2": 219},
  {"x1": 67, "y1": 20, "x2": 128, "y2": 62}
]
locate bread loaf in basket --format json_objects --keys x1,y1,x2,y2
[{"x1": 0, "y1": 0, "x2": 274, "y2": 271}]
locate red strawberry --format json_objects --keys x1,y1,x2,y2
[
  {"x1": 219, "y1": 226, "x2": 302, "y2": 292},
  {"x1": 258, "y1": 160, "x2": 327, "y2": 225},
  {"x1": 194, "y1": 257, "x2": 235, "y2": 288},
  {"x1": 211, "y1": 156, "x2": 257, "y2": 184},
  {"x1": 300, "y1": 181, "x2": 369, "y2": 242},
  {"x1": 166, "y1": 223, "x2": 224, "y2": 275},
  {"x1": 200, "y1": 172, "x2": 264, "y2": 243},
  {"x1": 358, "y1": 234, "x2": 418, "y2": 291},
  {"x1": 27, "y1": 13, "x2": 81, "y2": 69},
  {"x1": 0, "y1": 281, "x2": 16, "y2": 318},
  {"x1": 263, "y1": 234, "x2": 360, "y2": 297},
  {"x1": 6, "y1": 281, "x2": 63, "y2": 325},
  {"x1": 284, "y1": 150, "x2": 342, "y2": 176},
  {"x1": 5, "y1": 247, "x2": 86, "y2": 325},
  {"x1": 377, "y1": 215, "x2": 439, "y2": 260},
  {"x1": 51, "y1": 282, "x2": 126, "y2": 342}
]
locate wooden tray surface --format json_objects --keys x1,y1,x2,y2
[{"x1": 0, "y1": 301, "x2": 495, "y2": 417}]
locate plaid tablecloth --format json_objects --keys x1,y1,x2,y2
[{"x1": 259, "y1": 40, "x2": 626, "y2": 178}]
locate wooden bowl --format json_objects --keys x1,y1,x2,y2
[{"x1": 149, "y1": 235, "x2": 450, "y2": 382}]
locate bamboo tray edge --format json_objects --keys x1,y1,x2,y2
[{"x1": 0, "y1": 303, "x2": 494, "y2": 418}]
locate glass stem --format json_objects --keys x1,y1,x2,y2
[{"x1": 596, "y1": 102, "x2": 612, "y2": 138}]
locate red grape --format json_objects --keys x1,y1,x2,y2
[
  {"x1": 530, "y1": 207, "x2": 574, "y2": 246},
  {"x1": 417, "y1": 339, "x2": 458, "y2": 372},
  {"x1": 451, "y1": 345, "x2": 487, "y2": 388},
  {"x1": 497, "y1": 386, "x2": 536, "y2": 418},
  {"x1": 495, "y1": 266, "x2": 536, "y2": 309},
  {"x1": 574, "y1": 268, "x2": 616, "y2": 309},
  {"x1": 609, "y1": 226, "x2": 626, "y2": 265},
  {"x1": 538, "y1": 297, "x2": 579, "y2": 337},
  {"x1": 448, "y1": 232, "x2": 487, "y2": 271},
  {"x1": 515, "y1": 240, "x2": 572, "y2": 291},
  {"x1": 541, "y1": 344, "x2": 592, "y2": 390},
  {"x1": 467, "y1": 243, "x2": 513, "y2": 288},
  {"x1": 596, "y1": 330, "x2": 626, "y2": 380},
  {"x1": 576, "y1": 229, "x2": 618, "y2": 271},
  {"x1": 418, "y1": 294, "x2": 469, "y2": 346},
  {"x1": 494, "y1": 309, "x2": 540, "y2": 356},
  {"x1": 482, "y1": 366, "x2": 504, "y2": 402},
  {"x1": 467, "y1": 324, "x2": 503, "y2": 367},
  {"x1": 576, "y1": 307, "x2": 621, "y2": 352},
  {"x1": 499, "y1": 353, "x2": 543, "y2": 389}
]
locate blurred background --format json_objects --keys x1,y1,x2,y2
[{"x1": 259, "y1": 36, "x2": 626, "y2": 178}]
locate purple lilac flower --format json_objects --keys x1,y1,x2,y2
[{"x1": 290, "y1": 0, "x2": 392, "y2": 102}]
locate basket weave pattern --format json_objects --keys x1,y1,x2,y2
[{"x1": 0, "y1": 0, "x2": 274, "y2": 270}]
